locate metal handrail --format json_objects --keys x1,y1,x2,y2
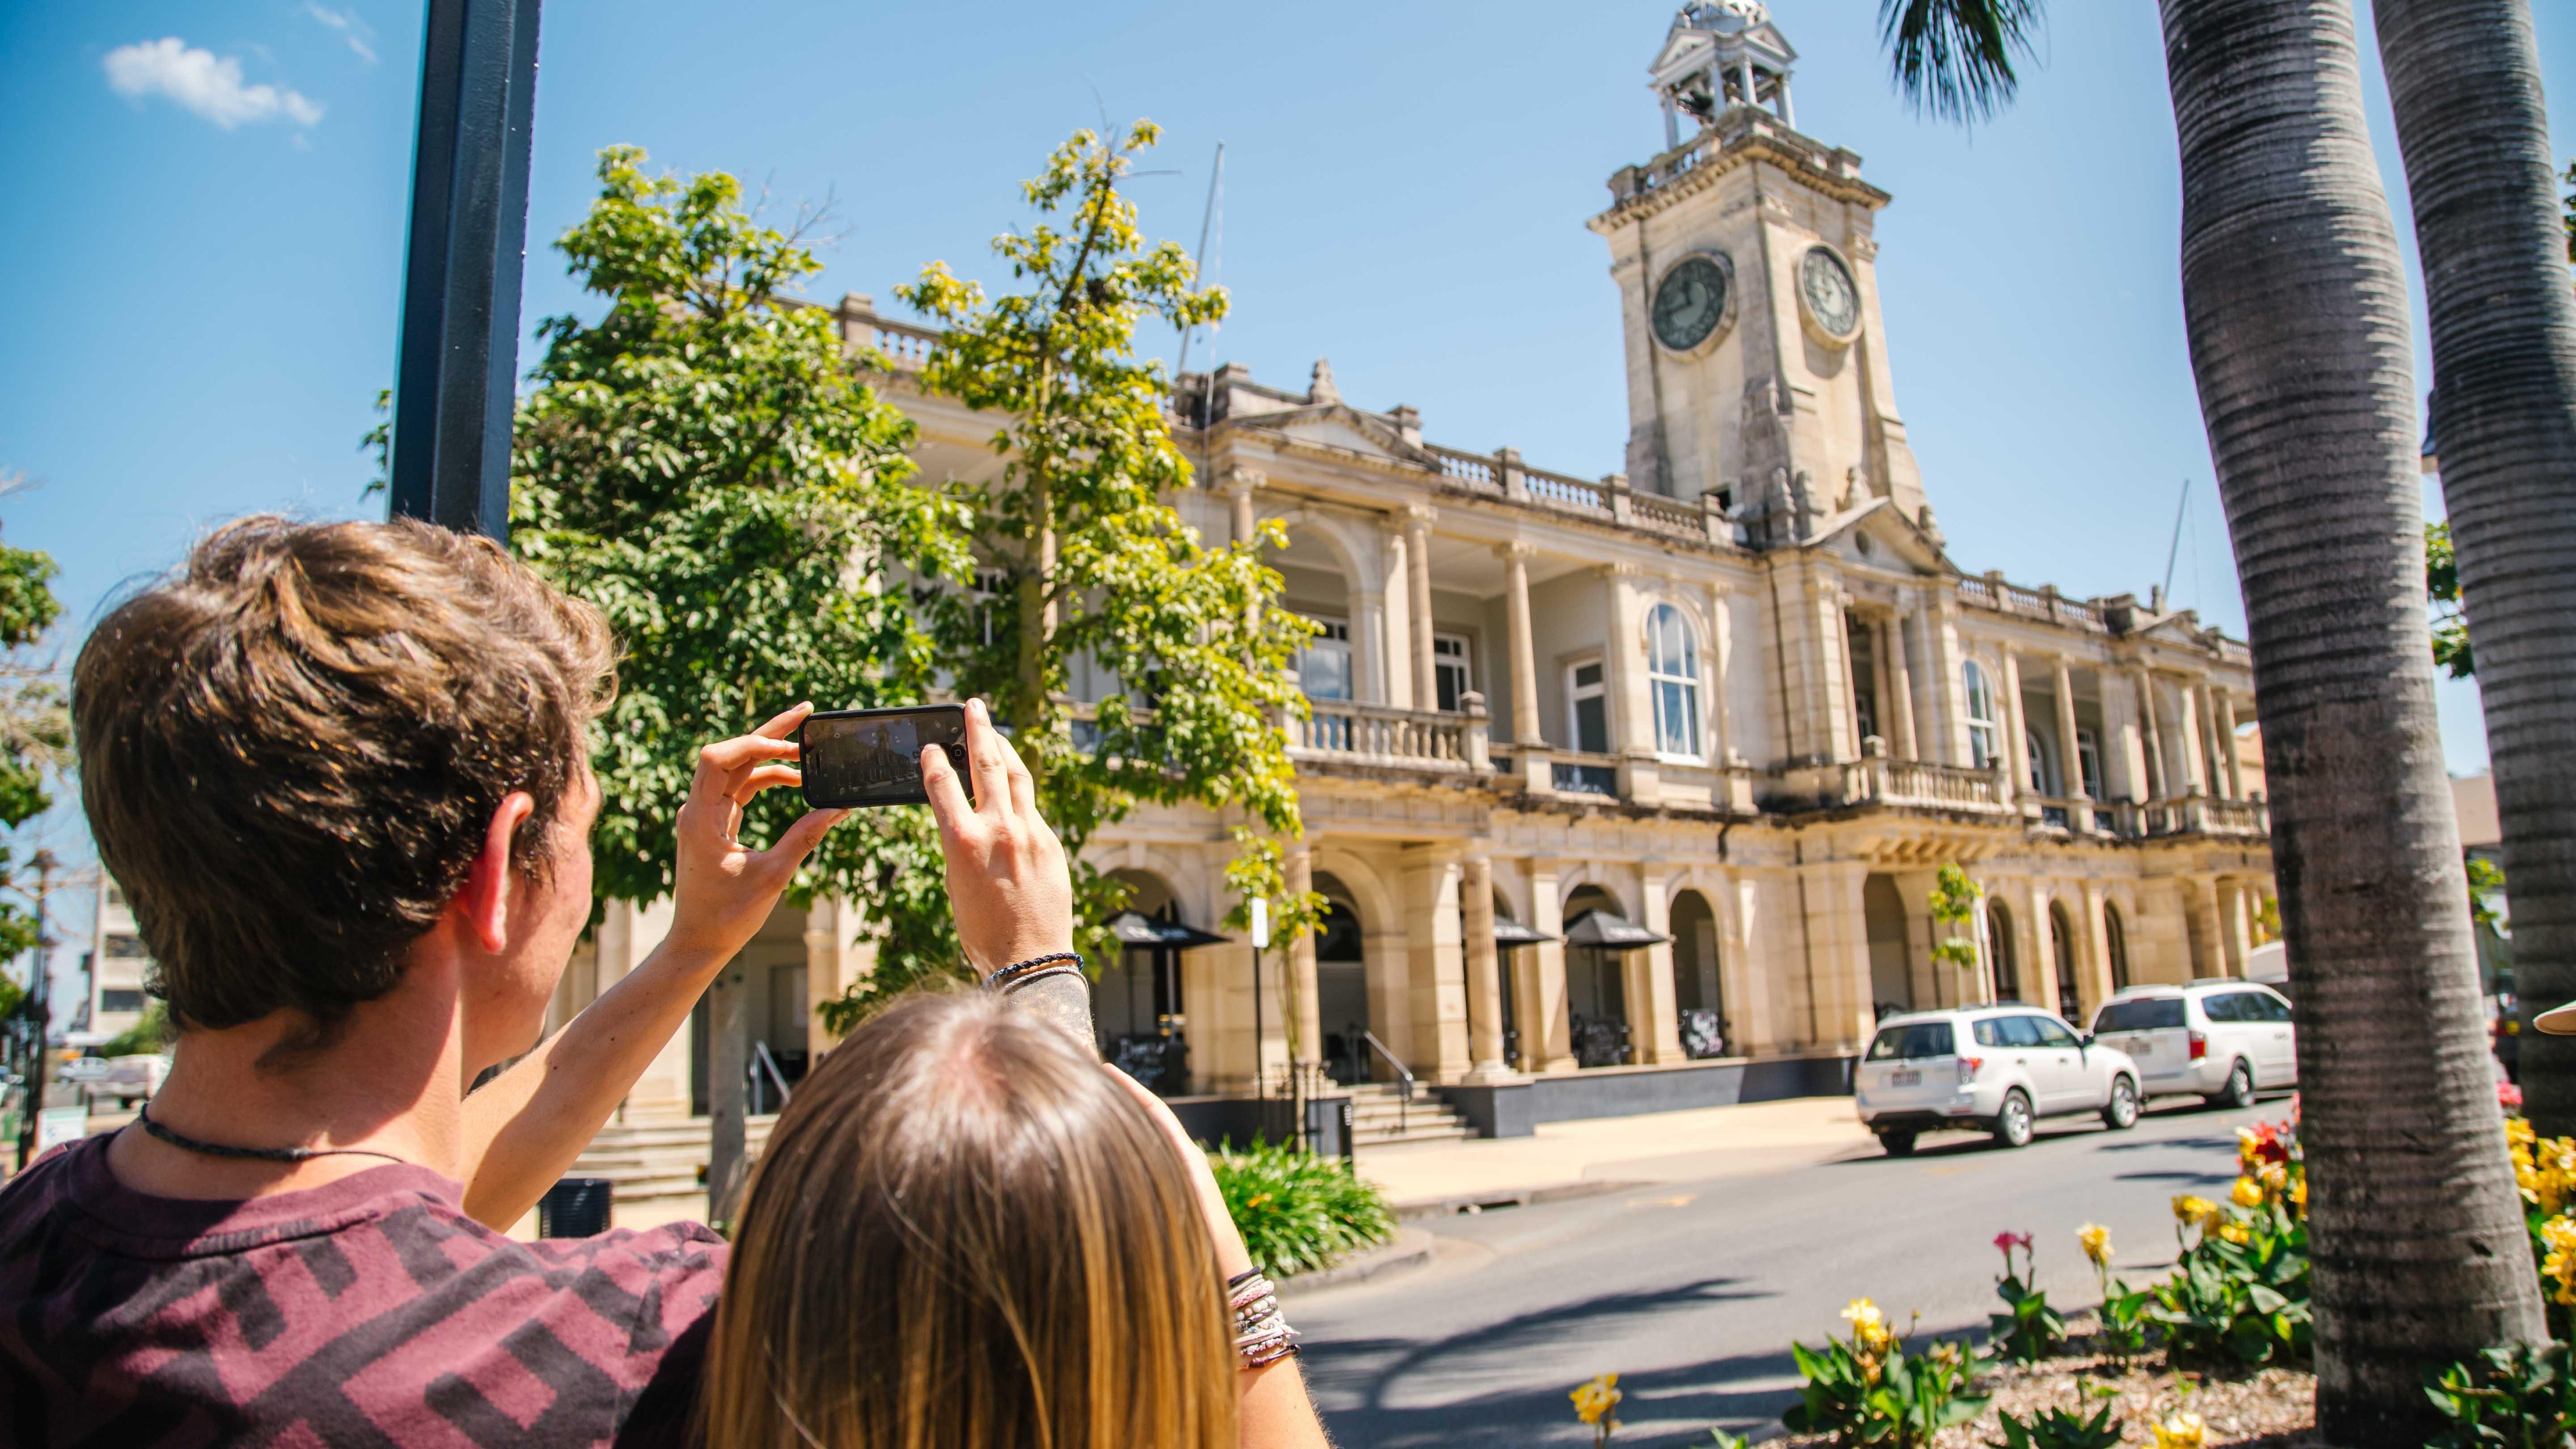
[
  {"x1": 1354, "y1": 1026, "x2": 1414, "y2": 1137},
  {"x1": 749, "y1": 1039, "x2": 794, "y2": 1115}
]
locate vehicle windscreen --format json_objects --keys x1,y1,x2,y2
[
  {"x1": 1867, "y1": 1022, "x2": 1956, "y2": 1060},
  {"x1": 2095, "y1": 998, "x2": 2186, "y2": 1032}
]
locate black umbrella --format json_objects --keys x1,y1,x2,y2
[
  {"x1": 1102, "y1": 911, "x2": 1231, "y2": 949},
  {"x1": 1494, "y1": 918, "x2": 1557, "y2": 947},
  {"x1": 1561, "y1": 909, "x2": 1669, "y2": 949}
]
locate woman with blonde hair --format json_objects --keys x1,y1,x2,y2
[{"x1": 702, "y1": 704, "x2": 1332, "y2": 1449}]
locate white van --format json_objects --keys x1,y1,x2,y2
[{"x1": 2089, "y1": 980, "x2": 2296, "y2": 1107}]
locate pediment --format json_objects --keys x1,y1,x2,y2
[
  {"x1": 1810, "y1": 497, "x2": 1949, "y2": 574},
  {"x1": 1255, "y1": 406, "x2": 1436, "y2": 469}
]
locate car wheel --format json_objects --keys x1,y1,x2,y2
[
  {"x1": 2206, "y1": 1059, "x2": 2254, "y2": 1110},
  {"x1": 1991, "y1": 1090, "x2": 2034, "y2": 1149},
  {"x1": 1880, "y1": 1130, "x2": 1918, "y2": 1158},
  {"x1": 2101, "y1": 1075, "x2": 2140, "y2": 1130}
]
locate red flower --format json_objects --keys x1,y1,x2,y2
[{"x1": 2502, "y1": 1082, "x2": 2527, "y2": 1112}]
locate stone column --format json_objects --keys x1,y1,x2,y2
[
  {"x1": 1605, "y1": 564, "x2": 1661, "y2": 799},
  {"x1": 1526, "y1": 860, "x2": 1575, "y2": 1072},
  {"x1": 1705, "y1": 583, "x2": 1737, "y2": 764},
  {"x1": 1886, "y1": 608, "x2": 1919, "y2": 760},
  {"x1": 2185, "y1": 875, "x2": 2222, "y2": 979},
  {"x1": 1368, "y1": 522, "x2": 1405, "y2": 708},
  {"x1": 1924, "y1": 597, "x2": 1967, "y2": 766},
  {"x1": 2216, "y1": 879, "x2": 2251, "y2": 979},
  {"x1": 2134, "y1": 669, "x2": 2168, "y2": 799},
  {"x1": 1227, "y1": 468, "x2": 1266, "y2": 546},
  {"x1": 1502, "y1": 542, "x2": 1543, "y2": 743},
  {"x1": 2052, "y1": 656, "x2": 2086, "y2": 814},
  {"x1": 1806, "y1": 862, "x2": 1877, "y2": 1050},
  {"x1": 1285, "y1": 843, "x2": 1321, "y2": 1070},
  {"x1": 2214, "y1": 690, "x2": 2245, "y2": 799},
  {"x1": 1999, "y1": 650, "x2": 2032, "y2": 801},
  {"x1": 1634, "y1": 872, "x2": 1686, "y2": 1064},
  {"x1": 1836, "y1": 602, "x2": 1867, "y2": 758},
  {"x1": 2078, "y1": 881, "x2": 2115, "y2": 1016},
  {"x1": 1722, "y1": 873, "x2": 1776, "y2": 1055},
  {"x1": 2176, "y1": 681, "x2": 2207, "y2": 794},
  {"x1": 1402, "y1": 847, "x2": 1470, "y2": 1082},
  {"x1": 1404, "y1": 507, "x2": 1437, "y2": 712},
  {"x1": 804, "y1": 896, "x2": 873, "y2": 1052},
  {"x1": 602, "y1": 898, "x2": 691, "y2": 1120},
  {"x1": 1462, "y1": 854, "x2": 1508, "y2": 1080}
]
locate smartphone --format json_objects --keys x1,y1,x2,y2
[{"x1": 798, "y1": 704, "x2": 973, "y2": 809}]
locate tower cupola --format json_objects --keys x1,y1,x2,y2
[{"x1": 1651, "y1": 1, "x2": 1799, "y2": 149}]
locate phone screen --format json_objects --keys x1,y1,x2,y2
[{"x1": 800, "y1": 705, "x2": 971, "y2": 809}]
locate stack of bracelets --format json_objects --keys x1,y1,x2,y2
[
  {"x1": 982, "y1": 951, "x2": 1085, "y2": 994},
  {"x1": 1226, "y1": 1268, "x2": 1300, "y2": 1368}
]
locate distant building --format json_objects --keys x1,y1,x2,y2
[
  {"x1": 2453, "y1": 773, "x2": 2514, "y2": 994},
  {"x1": 86, "y1": 878, "x2": 153, "y2": 1041}
]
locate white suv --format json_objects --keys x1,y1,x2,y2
[
  {"x1": 2089, "y1": 981, "x2": 2296, "y2": 1108},
  {"x1": 1855, "y1": 1006, "x2": 2144, "y2": 1156}
]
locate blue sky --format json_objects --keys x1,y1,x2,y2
[{"x1": 0, "y1": 1, "x2": 2571, "y2": 979}]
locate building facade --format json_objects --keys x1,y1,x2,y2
[{"x1": 562, "y1": 0, "x2": 2278, "y2": 1147}]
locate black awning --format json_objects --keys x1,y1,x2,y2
[
  {"x1": 1103, "y1": 911, "x2": 1231, "y2": 949},
  {"x1": 1561, "y1": 909, "x2": 1669, "y2": 949},
  {"x1": 1493, "y1": 918, "x2": 1557, "y2": 947}
]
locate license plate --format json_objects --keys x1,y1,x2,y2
[
  {"x1": 2128, "y1": 1039, "x2": 2153, "y2": 1056},
  {"x1": 1890, "y1": 1069, "x2": 1921, "y2": 1087}
]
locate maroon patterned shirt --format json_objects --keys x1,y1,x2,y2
[{"x1": 0, "y1": 1133, "x2": 724, "y2": 1447}]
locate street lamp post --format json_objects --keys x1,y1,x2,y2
[
  {"x1": 1249, "y1": 896, "x2": 1270, "y2": 1102},
  {"x1": 14, "y1": 850, "x2": 57, "y2": 1171},
  {"x1": 388, "y1": 0, "x2": 544, "y2": 542}
]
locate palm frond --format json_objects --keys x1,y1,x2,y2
[{"x1": 1877, "y1": 0, "x2": 2043, "y2": 127}]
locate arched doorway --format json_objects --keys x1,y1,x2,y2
[
  {"x1": 1863, "y1": 874, "x2": 1913, "y2": 1017},
  {"x1": 1670, "y1": 889, "x2": 1725, "y2": 1057},
  {"x1": 2050, "y1": 900, "x2": 2082, "y2": 1022},
  {"x1": 1311, "y1": 873, "x2": 1371, "y2": 1085},
  {"x1": 1987, "y1": 899, "x2": 2021, "y2": 1002},
  {"x1": 1563, "y1": 884, "x2": 1631, "y2": 1068},
  {"x1": 2105, "y1": 903, "x2": 2131, "y2": 990}
]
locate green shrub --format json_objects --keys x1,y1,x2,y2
[
  {"x1": 2427, "y1": 1343, "x2": 2576, "y2": 1449},
  {"x1": 1211, "y1": 1140, "x2": 1394, "y2": 1279},
  {"x1": 97, "y1": 1001, "x2": 170, "y2": 1059},
  {"x1": 2148, "y1": 1201, "x2": 2311, "y2": 1364},
  {"x1": 1992, "y1": 1403, "x2": 2123, "y2": 1449},
  {"x1": 2094, "y1": 1281, "x2": 2157, "y2": 1360},
  {"x1": 1783, "y1": 1300, "x2": 1987, "y2": 1449}
]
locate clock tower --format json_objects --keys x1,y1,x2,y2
[{"x1": 1590, "y1": 1, "x2": 1928, "y2": 547}]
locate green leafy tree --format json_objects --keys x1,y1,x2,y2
[
  {"x1": 2428, "y1": 521, "x2": 2473, "y2": 678},
  {"x1": 2469, "y1": 855, "x2": 2508, "y2": 937},
  {"x1": 1928, "y1": 863, "x2": 1982, "y2": 977},
  {"x1": 839, "y1": 122, "x2": 1317, "y2": 1013},
  {"x1": 0, "y1": 503, "x2": 67, "y2": 964},
  {"x1": 506, "y1": 146, "x2": 971, "y2": 938}
]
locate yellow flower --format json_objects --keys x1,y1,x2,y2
[
  {"x1": 1841, "y1": 1297, "x2": 1894, "y2": 1357},
  {"x1": 2217, "y1": 1220, "x2": 2252, "y2": 1247},
  {"x1": 2172, "y1": 1194, "x2": 2220, "y2": 1227},
  {"x1": 2258, "y1": 1161, "x2": 2289, "y2": 1195},
  {"x1": 2509, "y1": 1117, "x2": 2537, "y2": 1152},
  {"x1": 2078, "y1": 1222, "x2": 2112, "y2": 1267},
  {"x1": 2290, "y1": 1176, "x2": 2309, "y2": 1216},
  {"x1": 2231, "y1": 1176, "x2": 2267, "y2": 1209},
  {"x1": 2154, "y1": 1411, "x2": 2208, "y2": 1449},
  {"x1": 1571, "y1": 1373, "x2": 1623, "y2": 1426}
]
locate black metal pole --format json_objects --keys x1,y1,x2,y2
[
  {"x1": 388, "y1": 0, "x2": 542, "y2": 541},
  {"x1": 1252, "y1": 942, "x2": 1265, "y2": 1102}
]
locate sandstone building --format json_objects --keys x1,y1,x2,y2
[{"x1": 559, "y1": 1, "x2": 2276, "y2": 1179}]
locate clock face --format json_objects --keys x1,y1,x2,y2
[
  {"x1": 1801, "y1": 247, "x2": 1860, "y2": 339},
  {"x1": 1651, "y1": 255, "x2": 1730, "y2": 352}
]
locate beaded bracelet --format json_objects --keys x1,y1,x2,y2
[{"x1": 984, "y1": 951, "x2": 1084, "y2": 992}]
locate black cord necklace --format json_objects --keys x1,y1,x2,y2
[{"x1": 136, "y1": 1102, "x2": 412, "y2": 1166}]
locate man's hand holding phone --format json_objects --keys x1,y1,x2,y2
[
  {"x1": 665, "y1": 701, "x2": 851, "y2": 961},
  {"x1": 920, "y1": 699, "x2": 1075, "y2": 974}
]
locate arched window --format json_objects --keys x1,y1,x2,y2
[
  {"x1": 1963, "y1": 661, "x2": 2000, "y2": 769},
  {"x1": 1646, "y1": 602, "x2": 1703, "y2": 758},
  {"x1": 2104, "y1": 904, "x2": 2131, "y2": 990},
  {"x1": 2025, "y1": 729, "x2": 2055, "y2": 795},
  {"x1": 1986, "y1": 899, "x2": 2020, "y2": 1001},
  {"x1": 2051, "y1": 902, "x2": 2082, "y2": 1021}
]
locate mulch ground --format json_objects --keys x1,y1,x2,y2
[{"x1": 1779, "y1": 1316, "x2": 2317, "y2": 1449}]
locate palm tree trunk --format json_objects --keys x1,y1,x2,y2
[
  {"x1": 2157, "y1": 0, "x2": 2546, "y2": 1440},
  {"x1": 2370, "y1": 0, "x2": 2576, "y2": 1139}
]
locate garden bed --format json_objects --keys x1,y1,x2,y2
[{"x1": 1778, "y1": 1317, "x2": 2316, "y2": 1449}]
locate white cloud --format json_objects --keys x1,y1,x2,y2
[
  {"x1": 301, "y1": 4, "x2": 378, "y2": 64},
  {"x1": 103, "y1": 38, "x2": 324, "y2": 130}
]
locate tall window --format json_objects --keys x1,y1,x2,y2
[
  {"x1": 2076, "y1": 729, "x2": 2104, "y2": 798},
  {"x1": 1433, "y1": 632, "x2": 1473, "y2": 712},
  {"x1": 2104, "y1": 904, "x2": 2131, "y2": 991},
  {"x1": 2026, "y1": 729, "x2": 2055, "y2": 795},
  {"x1": 1987, "y1": 900, "x2": 2020, "y2": 1001},
  {"x1": 1567, "y1": 658, "x2": 1609, "y2": 754},
  {"x1": 1298, "y1": 619, "x2": 1352, "y2": 700},
  {"x1": 1963, "y1": 661, "x2": 2000, "y2": 768},
  {"x1": 1646, "y1": 603, "x2": 1703, "y2": 758}
]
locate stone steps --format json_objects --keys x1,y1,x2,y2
[
  {"x1": 566, "y1": 1114, "x2": 778, "y2": 1205},
  {"x1": 1340, "y1": 1083, "x2": 1477, "y2": 1146}
]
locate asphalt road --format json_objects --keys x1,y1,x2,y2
[{"x1": 1294, "y1": 1095, "x2": 2285, "y2": 1449}]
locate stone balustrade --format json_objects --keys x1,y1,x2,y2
[
  {"x1": 1291, "y1": 695, "x2": 1491, "y2": 774},
  {"x1": 1838, "y1": 756, "x2": 2014, "y2": 813}
]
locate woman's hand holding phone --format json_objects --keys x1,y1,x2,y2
[{"x1": 920, "y1": 698, "x2": 1075, "y2": 974}]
